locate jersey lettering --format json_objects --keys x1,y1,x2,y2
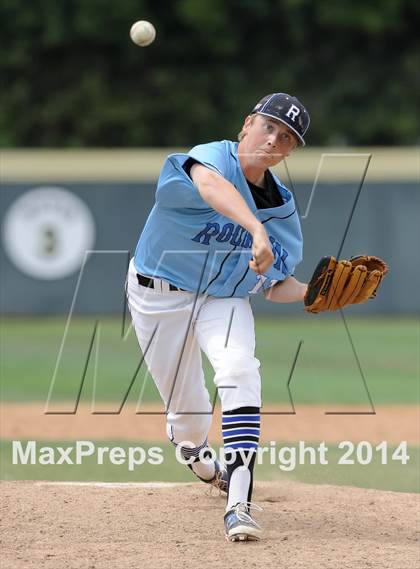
[
  {"x1": 231, "y1": 225, "x2": 246, "y2": 247},
  {"x1": 192, "y1": 222, "x2": 252, "y2": 249},
  {"x1": 215, "y1": 223, "x2": 234, "y2": 242},
  {"x1": 270, "y1": 236, "x2": 289, "y2": 275},
  {"x1": 192, "y1": 222, "x2": 290, "y2": 276},
  {"x1": 241, "y1": 232, "x2": 253, "y2": 249},
  {"x1": 191, "y1": 222, "x2": 220, "y2": 245}
]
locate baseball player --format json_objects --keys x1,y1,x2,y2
[{"x1": 126, "y1": 93, "x2": 310, "y2": 541}]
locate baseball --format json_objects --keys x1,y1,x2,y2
[{"x1": 130, "y1": 20, "x2": 156, "y2": 47}]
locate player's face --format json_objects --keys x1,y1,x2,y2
[{"x1": 240, "y1": 115, "x2": 298, "y2": 167}]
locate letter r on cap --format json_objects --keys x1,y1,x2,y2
[{"x1": 285, "y1": 104, "x2": 300, "y2": 122}]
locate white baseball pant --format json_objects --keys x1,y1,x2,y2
[{"x1": 126, "y1": 259, "x2": 261, "y2": 447}]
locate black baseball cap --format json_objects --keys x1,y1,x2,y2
[{"x1": 251, "y1": 93, "x2": 310, "y2": 146}]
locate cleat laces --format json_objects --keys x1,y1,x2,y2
[{"x1": 231, "y1": 502, "x2": 263, "y2": 524}]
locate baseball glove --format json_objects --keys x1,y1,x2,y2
[{"x1": 304, "y1": 255, "x2": 389, "y2": 313}]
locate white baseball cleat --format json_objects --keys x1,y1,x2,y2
[{"x1": 224, "y1": 502, "x2": 263, "y2": 542}]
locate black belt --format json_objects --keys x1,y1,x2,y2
[{"x1": 136, "y1": 274, "x2": 185, "y2": 292}]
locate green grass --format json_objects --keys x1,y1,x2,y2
[
  {"x1": 1, "y1": 439, "x2": 418, "y2": 493},
  {"x1": 1, "y1": 316, "x2": 419, "y2": 405}
]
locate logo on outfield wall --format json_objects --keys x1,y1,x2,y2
[{"x1": 2, "y1": 187, "x2": 96, "y2": 280}]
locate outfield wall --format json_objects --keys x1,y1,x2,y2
[{"x1": 1, "y1": 148, "x2": 419, "y2": 315}]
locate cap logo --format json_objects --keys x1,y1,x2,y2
[{"x1": 285, "y1": 104, "x2": 300, "y2": 122}]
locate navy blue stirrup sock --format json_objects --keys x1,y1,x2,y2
[{"x1": 222, "y1": 406, "x2": 260, "y2": 508}]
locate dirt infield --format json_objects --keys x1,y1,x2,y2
[
  {"x1": 1, "y1": 403, "x2": 419, "y2": 567},
  {"x1": 1, "y1": 480, "x2": 419, "y2": 569},
  {"x1": 1, "y1": 403, "x2": 419, "y2": 444}
]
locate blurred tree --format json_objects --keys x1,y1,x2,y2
[{"x1": 0, "y1": 0, "x2": 418, "y2": 147}]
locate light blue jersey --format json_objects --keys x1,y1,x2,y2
[{"x1": 134, "y1": 140, "x2": 303, "y2": 298}]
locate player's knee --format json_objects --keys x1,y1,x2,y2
[
  {"x1": 166, "y1": 414, "x2": 212, "y2": 448},
  {"x1": 214, "y1": 351, "x2": 260, "y2": 381},
  {"x1": 213, "y1": 352, "x2": 261, "y2": 408}
]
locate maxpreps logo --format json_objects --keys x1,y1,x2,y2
[{"x1": 191, "y1": 222, "x2": 289, "y2": 275}]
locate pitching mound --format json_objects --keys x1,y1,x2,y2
[{"x1": 1, "y1": 480, "x2": 418, "y2": 569}]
